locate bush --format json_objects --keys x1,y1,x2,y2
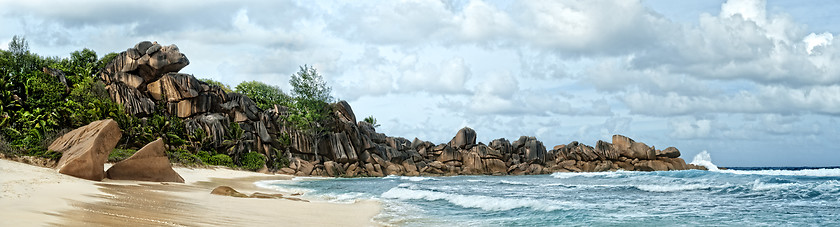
[
  {"x1": 196, "y1": 150, "x2": 211, "y2": 163},
  {"x1": 167, "y1": 148, "x2": 201, "y2": 166},
  {"x1": 208, "y1": 154, "x2": 234, "y2": 167},
  {"x1": 240, "y1": 152, "x2": 265, "y2": 171},
  {"x1": 109, "y1": 149, "x2": 137, "y2": 162}
]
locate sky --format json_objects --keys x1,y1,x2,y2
[{"x1": 1, "y1": 0, "x2": 838, "y2": 167}]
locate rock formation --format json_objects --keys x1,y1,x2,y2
[
  {"x1": 49, "y1": 119, "x2": 122, "y2": 181},
  {"x1": 106, "y1": 138, "x2": 185, "y2": 183},
  {"x1": 96, "y1": 41, "x2": 704, "y2": 177}
]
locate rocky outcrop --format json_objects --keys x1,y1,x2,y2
[
  {"x1": 95, "y1": 41, "x2": 701, "y2": 178},
  {"x1": 49, "y1": 119, "x2": 122, "y2": 181},
  {"x1": 105, "y1": 138, "x2": 185, "y2": 183}
]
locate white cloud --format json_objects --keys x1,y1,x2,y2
[{"x1": 804, "y1": 32, "x2": 834, "y2": 55}]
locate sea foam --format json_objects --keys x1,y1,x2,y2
[
  {"x1": 381, "y1": 187, "x2": 568, "y2": 212},
  {"x1": 690, "y1": 150, "x2": 719, "y2": 171}
]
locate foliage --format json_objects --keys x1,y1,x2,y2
[
  {"x1": 234, "y1": 80, "x2": 290, "y2": 110},
  {"x1": 167, "y1": 148, "x2": 202, "y2": 166},
  {"x1": 109, "y1": 149, "x2": 137, "y2": 162},
  {"x1": 199, "y1": 78, "x2": 233, "y2": 93},
  {"x1": 0, "y1": 36, "x2": 132, "y2": 161},
  {"x1": 208, "y1": 154, "x2": 234, "y2": 167},
  {"x1": 363, "y1": 115, "x2": 380, "y2": 128},
  {"x1": 240, "y1": 152, "x2": 265, "y2": 171},
  {"x1": 290, "y1": 65, "x2": 333, "y2": 103},
  {"x1": 284, "y1": 65, "x2": 334, "y2": 135}
]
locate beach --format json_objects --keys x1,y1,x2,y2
[{"x1": 0, "y1": 159, "x2": 381, "y2": 226}]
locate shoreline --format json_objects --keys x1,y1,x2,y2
[{"x1": 0, "y1": 159, "x2": 381, "y2": 226}]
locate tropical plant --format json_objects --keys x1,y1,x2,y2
[
  {"x1": 363, "y1": 115, "x2": 380, "y2": 128},
  {"x1": 234, "y1": 80, "x2": 290, "y2": 110}
]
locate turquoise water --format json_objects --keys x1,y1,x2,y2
[{"x1": 257, "y1": 168, "x2": 840, "y2": 226}]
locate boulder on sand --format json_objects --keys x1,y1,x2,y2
[
  {"x1": 49, "y1": 119, "x2": 122, "y2": 181},
  {"x1": 105, "y1": 138, "x2": 185, "y2": 183}
]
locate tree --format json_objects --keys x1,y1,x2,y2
[
  {"x1": 290, "y1": 65, "x2": 332, "y2": 103},
  {"x1": 363, "y1": 115, "x2": 380, "y2": 128},
  {"x1": 234, "y1": 80, "x2": 290, "y2": 110},
  {"x1": 286, "y1": 65, "x2": 333, "y2": 132}
]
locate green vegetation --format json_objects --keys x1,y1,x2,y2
[
  {"x1": 363, "y1": 115, "x2": 380, "y2": 128},
  {"x1": 0, "y1": 36, "x2": 340, "y2": 172},
  {"x1": 234, "y1": 80, "x2": 290, "y2": 110},
  {"x1": 0, "y1": 36, "x2": 124, "y2": 161},
  {"x1": 109, "y1": 149, "x2": 137, "y2": 162},
  {"x1": 207, "y1": 154, "x2": 234, "y2": 167},
  {"x1": 240, "y1": 152, "x2": 266, "y2": 171}
]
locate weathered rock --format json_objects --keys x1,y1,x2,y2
[
  {"x1": 484, "y1": 159, "x2": 507, "y2": 175},
  {"x1": 520, "y1": 137, "x2": 547, "y2": 164},
  {"x1": 324, "y1": 161, "x2": 344, "y2": 177},
  {"x1": 185, "y1": 113, "x2": 229, "y2": 148},
  {"x1": 49, "y1": 119, "x2": 122, "y2": 181},
  {"x1": 105, "y1": 138, "x2": 185, "y2": 183},
  {"x1": 137, "y1": 43, "x2": 189, "y2": 81},
  {"x1": 461, "y1": 151, "x2": 484, "y2": 175},
  {"x1": 334, "y1": 100, "x2": 356, "y2": 124},
  {"x1": 612, "y1": 135, "x2": 656, "y2": 160},
  {"x1": 211, "y1": 186, "x2": 248, "y2": 198},
  {"x1": 107, "y1": 82, "x2": 156, "y2": 116},
  {"x1": 146, "y1": 73, "x2": 201, "y2": 102},
  {"x1": 594, "y1": 140, "x2": 620, "y2": 160},
  {"x1": 436, "y1": 146, "x2": 462, "y2": 163},
  {"x1": 296, "y1": 160, "x2": 314, "y2": 176},
  {"x1": 171, "y1": 93, "x2": 219, "y2": 118},
  {"x1": 658, "y1": 147, "x2": 681, "y2": 158},
  {"x1": 449, "y1": 127, "x2": 477, "y2": 149}
]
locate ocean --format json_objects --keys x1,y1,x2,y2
[{"x1": 256, "y1": 154, "x2": 840, "y2": 226}]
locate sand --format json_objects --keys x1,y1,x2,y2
[{"x1": 0, "y1": 159, "x2": 381, "y2": 226}]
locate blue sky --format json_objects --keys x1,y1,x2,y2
[{"x1": 1, "y1": 0, "x2": 838, "y2": 167}]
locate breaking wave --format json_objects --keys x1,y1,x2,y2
[{"x1": 381, "y1": 187, "x2": 569, "y2": 212}]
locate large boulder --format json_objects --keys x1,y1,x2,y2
[
  {"x1": 461, "y1": 151, "x2": 484, "y2": 175},
  {"x1": 520, "y1": 137, "x2": 547, "y2": 164},
  {"x1": 612, "y1": 135, "x2": 656, "y2": 160},
  {"x1": 49, "y1": 119, "x2": 122, "y2": 181},
  {"x1": 146, "y1": 73, "x2": 200, "y2": 102},
  {"x1": 105, "y1": 138, "x2": 185, "y2": 183},
  {"x1": 657, "y1": 147, "x2": 681, "y2": 158},
  {"x1": 448, "y1": 127, "x2": 477, "y2": 149},
  {"x1": 436, "y1": 146, "x2": 462, "y2": 163},
  {"x1": 334, "y1": 100, "x2": 356, "y2": 124}
]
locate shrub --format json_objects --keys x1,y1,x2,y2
[
  {"x1": 208, "y1": 154, "x2": 234, "y2": 167},
  {"x1": 240, "y1": 152, "x2": 265, "y2": 171},
  {"x1": 167, "y1": 148, "x2": 201, "y2": 166},
  {"x1": 196, "y1": 150, "x2": 211, "y2": 163},
  {"x1": 109, "y1": 149, "x2": 137, "y2": 162}
]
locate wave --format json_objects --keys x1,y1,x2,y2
[
  {"x1": 717, "y1": 168, "x2": 840, "y2": 177},
  {"x1": 253, "y1": 180, "x2": 315, "y2": 194},
  {"x1": 499, "y1": 180, "x2": 530, "y2": 186},
  {"x1": 635, "y1": 184, "x2": 714, "y2": 192},
  {"x1": 690, "y1": 150, "x2": 719, "y2": 171},
  {"x1": 381, "y1": 187, "x2": 570, "y2": 212},
  {"x1": 384, "y1": 175, "x2": 436, "y2": 182},
  {"x1": 550, "y1": 171, "x2": 627, "y2": 179}
]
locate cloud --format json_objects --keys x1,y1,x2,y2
[{"x1": 804, "y1": 32, "x2": 834, "y2": 55}]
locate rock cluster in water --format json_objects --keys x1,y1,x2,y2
[{"x1": 95, "y1": 41, "x2": 705, "y2": 177}]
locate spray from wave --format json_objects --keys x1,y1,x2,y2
[{"x1": 690, "y1": 150, "x2": 719, "y2": 171}]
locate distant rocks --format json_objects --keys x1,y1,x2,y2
[
  {"x1": 89, "y1": 41, "x2": 706, "y2": 178},
  {"x1": 49, "y1": 119, "x2": 122, "y2": 181},
  {"x1": 105, "y1": 138, "x2": 185, "y2": 183}
]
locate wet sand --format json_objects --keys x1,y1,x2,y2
[{"x1": 0, "y1": 159, "x2": 381, "y2": 226}]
